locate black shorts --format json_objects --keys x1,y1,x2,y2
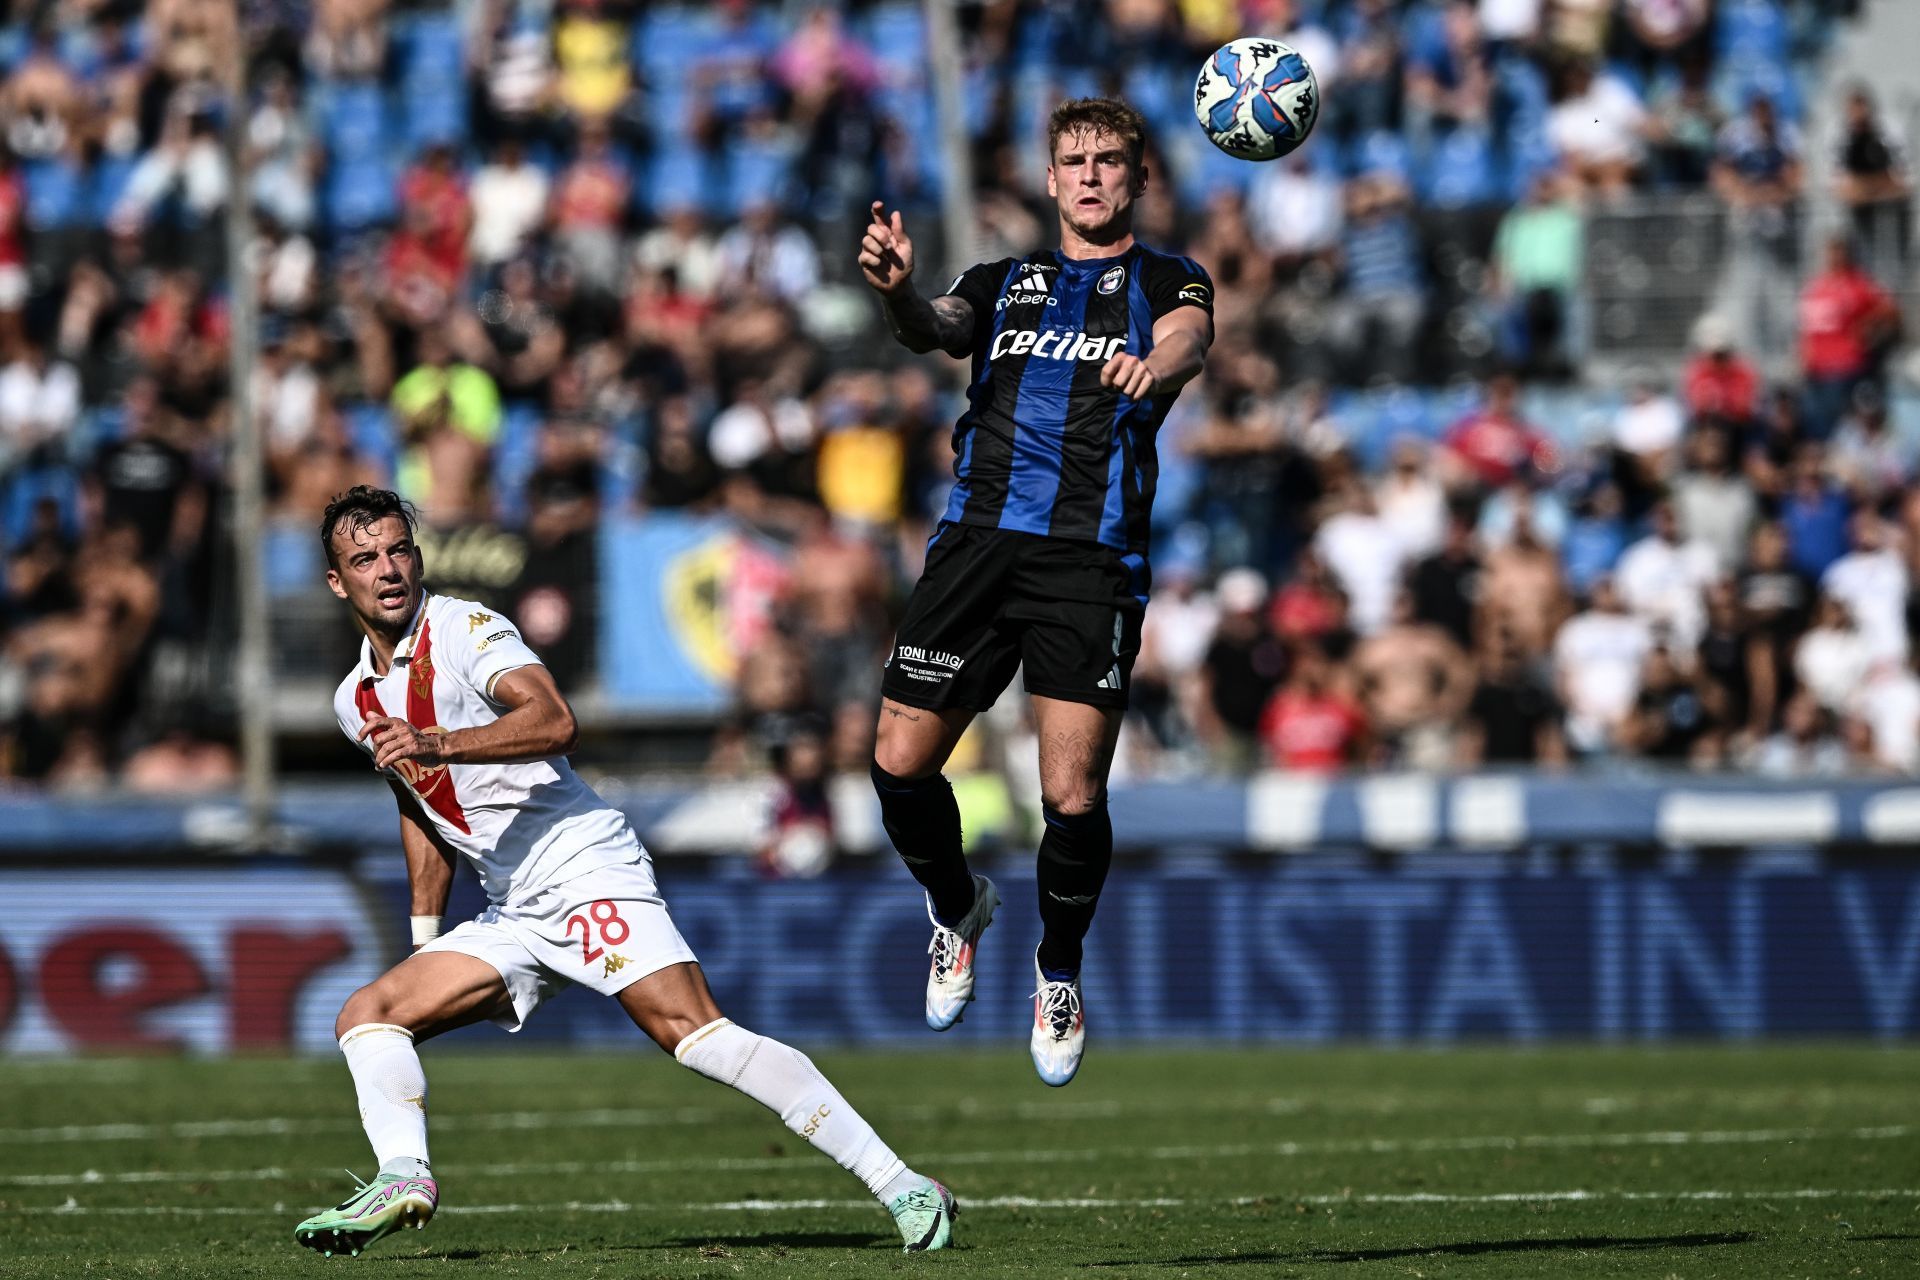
[{"x1": 881, "y1": 523, "x2": 1145, "y2": 712}]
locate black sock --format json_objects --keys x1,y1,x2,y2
[
  {"x1": 1035, "y1": 796, "x2": 1113, "y2": 977},
  {"x1": 870, "y1": 760, "x2": 974, "y2": 925}
]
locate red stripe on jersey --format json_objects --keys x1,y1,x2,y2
[{"x1": 357, "y1": 615, "x2": 471, "y2": 834}]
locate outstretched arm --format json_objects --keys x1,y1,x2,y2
[
  {"x1": 361, "y1": 665, "x2": 580, "y2": 770},
  {"x1": 1100, "y1": 307, "x2": 1213, "y2": 399},
  {"x1": 857, "y1": 200, "x2": 975, "y2": 357}
]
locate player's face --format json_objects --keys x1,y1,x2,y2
[
  {"x1": 1047, "y1": 127, "x2": 1143, "y2": 241},
  {"x1": 326, "y1": 515, "x2": 424, "y2": 635}
]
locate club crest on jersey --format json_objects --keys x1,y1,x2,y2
[{"x1": 1098, "y1": 265, "x2": 1126, "y2": 295}]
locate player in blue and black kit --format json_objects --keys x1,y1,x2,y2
[{"x1": 858, "y1": 98, "x2": 1213, "y2": 1086}]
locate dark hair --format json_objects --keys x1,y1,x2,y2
[
  {"x1": 319, "y1": 486, "x2": 418, "y2": 568},
  {"x1": 1047, "y1": 97, "x2": 1149, "y2": 172}
]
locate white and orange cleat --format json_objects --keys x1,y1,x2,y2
[{"x1": 924, "y1": 874, "x2": 998, "y2": 1031}]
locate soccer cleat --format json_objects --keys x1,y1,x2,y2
[
  {"x1": 888, "y1": 1177, "x2": 958, "y2": 1252},
  {"x1": 293, "y1": 1170, "x2": 438, "y2": 1257},
  {"x1": 924, "y1": 874, "x2": 998, "y2": 1031},
  {"x1": 1029, "y1": 954, "x2": 1086, "y2": 1087}
]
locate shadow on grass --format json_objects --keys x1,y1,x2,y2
[
  {"x1": 369, "y1": 1231, "x2": 886, "y2": 1261},
  {"x1": 1086, "y1": 1230, "x2": 1759, "y2": 1268}
]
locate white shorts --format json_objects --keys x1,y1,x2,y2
[{"x1": 420, "y1": 860, "x2": 697, "y2": 1032}]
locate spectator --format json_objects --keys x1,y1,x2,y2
[
  {"x1": 1352, "y1": 590, "x2": 1474, "y2": 768},
  {"x1": 1615, "y1": 498, "x2": 1718, "y2": 653},
  {"x1": 1327, "y1": 170, "x2": 1426, "y2": 384},
  {"x1": 1713, "y1": 94, "x2": 1803, "y2": 362},
  {"x1": 1780, "y1": 444, "x2": 1852, "y2": 579},
  {"x1": 550, "y1": 124, "x2": 631, "y2": 294},
  {"x1": 1795, "y1": 594, "x2": 1870, "y2": 715},
  {"x1": 1478, "y1": 490, "x2": 1568, "y2": 658},
  {"x1": 1682, "y1": 313, "x2": 1760, "y2": 427},
  {"x1": 1459, "y1": 629, "x2": 1566, "y2": 765},
  {"x1": 0, "y1": 338, "x2": 80, "y2": 462},
  {"x1": 1561, "y1": 481, "x2": 1628, "y2": 598},
  {"x1": 1554, "y1": 574, "x2": 1654, "y2": 756},
  {"x1": 1441, "y1": 373, "x2": 1552, "y2": 491},
  {"x1": 1831, "y1": 85, "x2": 1910, "y2": 264},
  {"x1": 1246, "y1": 149, "x2": 1343, "y2": 273},
  {"x1": 1135, "y1": 555, "x2": 1220, "y2": 752},
  {"x1": 1821, "y1": 512, "x2": 1908, "y2": 664},
  {"x1": 1373, "y1": 438, "x2": 1447, "y2": 561},
  {"x1": 1313, "y1": 483, "x2": 1405, "y2": 635},
  {"x1": 390, "y1": 329, "x2": 503, "y2": 525},
  {"x1": 1547, "y1": 59, "x2": 1646, "y2": 197},
  {"x1": 1404, "y1": 0, "x2": 1492, "y2": 140},
  {"x1": 1798, "y1": 234, "x2": 1900, "y2": 438},
  {"x1": 1621, "y1": 644, "x2": 1715, "y2": 764},
  {"x1": 1611, "y1": 373, "x2": 1686, "y2": 494},
  {"x1": 1259, "y1": 641, "x2": 1367, "y2": 772},
  {"x1": 1200, "y1": 569, "x2": 1286, "y2": 772},
  {"x1": 1490, "y1": 169, "x2": 1583, "y2": 377},
  {"x1": 1737, "y1": 520, "x2": 1812, "y2": 735},
  {"x1": 1750, "y1": 691, "x2": 1850, "y2": 777},
  {"x1": 469, "y1": 138, "x2": 551, "y2": 268},
  {"x1": 1695, "y1": 580, "x2": 1753, "y2": 751},
  {"x1": 1828, "y1": 384, "x2": 1910, "y2": 506},
  {"x1": 1643, "y1": 55, "x2": 1724, "y2": 187},
  {"x1": 1672, "y1": 425, "x2": 1757, "y2": 572},
  {"x1": 715, "y1": 198, "x2": 822, "y2": 306},
  {"x1": 1407, "y1": 500, "x2": 1483, "y2": 650}
]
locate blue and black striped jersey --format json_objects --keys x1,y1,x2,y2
[{"x1": 937, "y1": 243, "x2": 1213, "y2": 565}]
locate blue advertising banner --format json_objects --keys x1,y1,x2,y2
[
  {"x1": 597, "y1": 515, "x2": 790, "y2": 714},
  {"x1": 415, "y1": 863, "x2": 1920, "y2": 1048}
]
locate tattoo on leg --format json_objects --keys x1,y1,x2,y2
[
  {"x1": 883, "y1": 705, "x2": 923, "y2": 722},
  {"x1": 1040, "y1": 728, "x2": 1104, "y2": 807}
]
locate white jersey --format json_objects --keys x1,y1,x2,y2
[{"x1": 333, "y1": 593, "x2": 637, "y2": 905}]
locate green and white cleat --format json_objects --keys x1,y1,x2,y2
[
  {"x1": 293, "y1": 1171, "x2": 438, "y2": 1258},
  {"x1": 887, "y1": 1177, "x2": 958, "y2": 1252}
]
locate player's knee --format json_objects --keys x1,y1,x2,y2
[
  {"x1": 1039, "y1": 785, "x2": 1105, "y2": 819},
  {"x1": 335, "y1": 985, "x2": 397, "y2": 1041},
  {"x1": 871, "y1": 737, "x2": 938, "y2": 784}
]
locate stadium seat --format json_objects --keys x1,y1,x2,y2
[
  {"x1": 863, "y1": 3, "x2": 926, "y2": 80},
  {"x1": 1419, "y1": 127, "x2": 1501, "y2": 209},
  {"x1": 346, "y1": 403, "x2": 399, "y2": 480},
  {"x1": 1350, "y1": 130, "x2": 1412, "y2": 183},
  {"x1": 22, "y1": 155, "x2": 86, "y2": 229},
  {"x1": 320, "y1": 81, "x2": 391, "y2": 164},
  {"x1": 1715, "y1": 0, "x2": 1791, "y2": 63},
  {"x1": 396, "y1": 12, "x2": 464, "y2": 82},
  {"x1": 87, "y1": 155, "x2": 137, "y2": 225},
  {"x1": 494, "y1": 402, "x2": 544, "y2": 527},
  {"x1": 0, "y1": 464, "x2": 79, "y2": 546},
  {"x1": 323, "y1": 157, "x2": 398, "y2": 232}
]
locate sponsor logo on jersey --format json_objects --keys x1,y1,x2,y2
[
  {"x1": 1098, "y1": 265, "x2": 1126, "y2": 295},
  {"x1": 1178, "y1": 282, "x2": 1212, "y2": 306},
  {"x1": 603, "y1": 952, "x2": 629, "y2": 977},
  {"x1": 476, "y1": 628, "x2": 515, "y2": 652},
  {"x1": 996, "y1": 264, "x2": 1059, "y2": 310},
  {"x1": 467, "y1": 611, "x2": 495, "y2": 632},
  {"x1": 988, "y1": 328, "x2": 1129, "y2": 362},
  {"x1": 894, "y1": 645, "x2": 963, "y2": 671}
]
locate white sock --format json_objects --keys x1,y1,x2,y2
[
  {"x1": 339, "y1": 1023, "x2": 431, "y2": 1173},
  {"x1": 675, "y1": 1018, "x2": 917, "y2": 1202}
]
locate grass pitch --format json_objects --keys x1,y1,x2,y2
[{"x1": 0, "y1": 1044, "x2": 1916, "y2": 1278}]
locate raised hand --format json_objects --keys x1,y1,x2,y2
[
  {"x1": 858, "y1": 200, "x2": 916, "y2": 297},
  {"x1": 1100, "y1": 351, "x2": 1160, "y2": 400}
]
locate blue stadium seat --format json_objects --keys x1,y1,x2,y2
[
  {"x1": 1715, "y1": 0, "x2": 1790, "y2": 63},
  {"x1": 396, "y1": 12, "x2": 464, "y2": 81},
  {"x1": 718, "y1": 138, "x2": 796, "y2": 219},
  {"x1": 0, "y1": 464, "x2": 79, "y2": 546},
  {"x1": 401, "y1": 81, "x2": 468, "y2": 148},
  {"x1": 1350, "y1": 130, "x2": 1412, "y2": 182},
  {"x1": 635, "y1": 6, "x2": 712, "y2": 85},
  {"x1": 320, "y1": 81, "x2": 390, "y2": 163},
  {"x1": 264, "y1": 523, "x2": 320, "y2": 596},
  {"x1": 863, "y1": 3, "x2": 926, "y2": 77},
  {"x1": 645, "y1": 146, "x2": 710, "y2": 219},
  {"x1": 23, "y1": 156, "x2": 86, "y2": 229},
  {"x1": 323, "y1": 157, "x2": 397, "y2": 232},
  {"x1": 1419, "y1": 127, "x2": 1501, "y2": 208},
  {"x1": 494, "y1": 402, "x2": 543, "y2": 527},
  {"x1": 346, "y1": 403, "x2": 398, "y2": 479}
]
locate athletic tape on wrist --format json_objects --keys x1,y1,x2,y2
[{"x1": 410, "y1": 915, "x2": 442, "y2": 947}]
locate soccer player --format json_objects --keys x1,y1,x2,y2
[
  {"x1": 857, "y1": 98, "x2": 1214, "y2": 1085},
  {"x1": 293, "y1": 486, "x2": 956, "y2": 1256}
]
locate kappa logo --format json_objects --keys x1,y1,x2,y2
[
  {"x1": 603, "y1": 952, "x2": 630, "y2": 978},
  {"x1": 467, "y1": 611, "x2": 495, "y2": 632},
  {"x1": 1098, "y1": 265, "x2": 1126, "y2": 295}
]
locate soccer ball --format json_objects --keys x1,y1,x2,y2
[{"x1": 1194, "y1": 38, "x2": 1320, "y2": 161}]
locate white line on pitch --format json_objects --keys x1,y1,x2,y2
[
  {"x1": 11, "y1": 1188, "x2": 1920, "y2": 1218},
  {"x1": 5, "y1": 1124, "x2": 1912, "y2": 1189}
]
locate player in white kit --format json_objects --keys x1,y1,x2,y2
[{"x1": 292, "y1": 487, "x2": 957, "y2": 1257}]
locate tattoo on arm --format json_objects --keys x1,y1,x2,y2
[
  {"x1": 882, "y1": 704, "x2": 923, "y2": 721},
  {"x1": 883, "y1": 292, "x2": 974, "y2": 356}
]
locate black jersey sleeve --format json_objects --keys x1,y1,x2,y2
[
  {"x1": 937, "y1": 258, "x2": 1014, "y2": 354},
  {"x1": 1142, "y1": 253, "x2": 1215, "y2": 322}
]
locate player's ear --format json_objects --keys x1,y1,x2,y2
[
  {"x1": 1133, "y1": 162, "x2": 1148, "y2": 198},
  {"x1": 1045, "y1": 164, "x2": 1057, "y2": 199},
  {"x1": 325, "y1": 567, "x2": 348, "y2": 600}
]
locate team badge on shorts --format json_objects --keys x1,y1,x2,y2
[{"x1": 1098, "y1": 265, "x2": 1126, "y2": 295}]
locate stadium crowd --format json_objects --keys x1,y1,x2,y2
[{"x1": 0, "y1": 0, "x2": 1909, "y2": 789}]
